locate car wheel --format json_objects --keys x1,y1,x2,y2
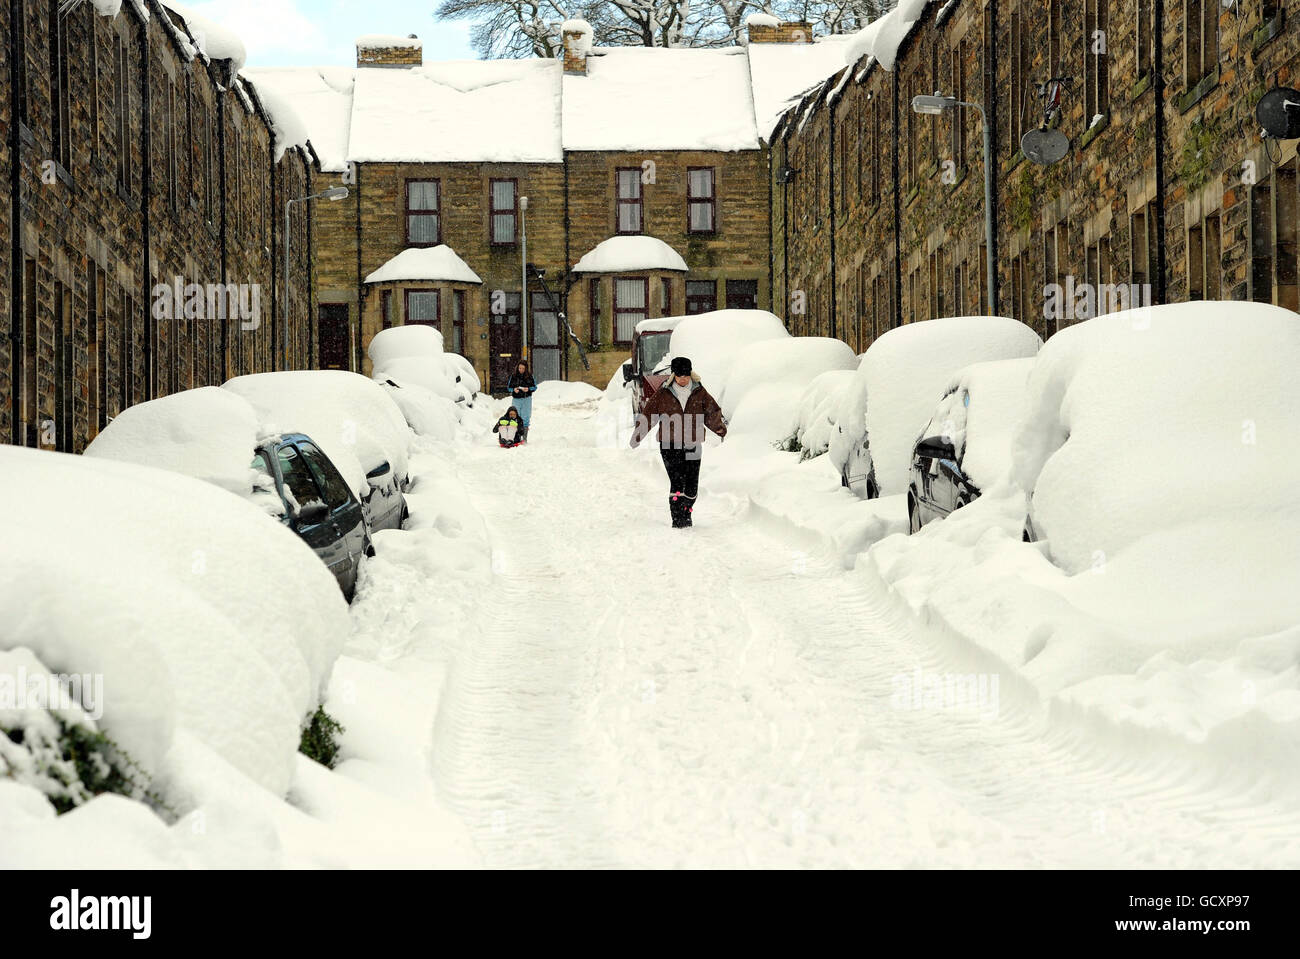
[{"x1": 908, "y1": 494, "x2": 922, "y2": 535}]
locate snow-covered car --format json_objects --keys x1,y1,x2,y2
[
  {"x1": 622, "y1": 316, "x2": 686, "y2": 418},
  {"x1": 224, "y1": 370, "x2": 412, "y2": 534},
  {"x1": 829, "y1": 315, "x2": 1042, "y2": 499},
  {"x1": 85, "y1": 387, "x2": 373, "y2": 599},
  {"x1": 1012, "y1": 301, "x2": 1299, "y2": 575},
  {"x1": 907, "y1": 358, "x2": 1034, "y2": 533},
  {"x1": 250, "y1": 433, "x2": 370, "y2": 600}
]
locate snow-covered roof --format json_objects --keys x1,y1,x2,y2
[
  {"x1": 161, "y1": 1, "x2": 248, "y2": 71},
  {"x1": 364, "y1": 246, "x2": 484, "y2": 286},
  {"x1": 747, "y1": 35, "x2": 855, "y2": 141},
  {"x1": 563, "y1": 47, "x2": 758, "y2": 151},
  {"x1": 349, "y1": 59, "x2": 564, "y2": 164},
  {"x1": 843, "y1": 0, "x2": 937, "y2": 72},
  {"x1": 242, "y1": 67, "x2": 355, "y2": 172},
  {"x1": 572, "y1": 236, "x2": 689, "y2": 273}
]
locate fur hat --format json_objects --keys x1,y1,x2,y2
[{"x1": 670, "y1": 357, "x2": 693, "y2": 377}]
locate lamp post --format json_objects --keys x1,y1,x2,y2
[
  {"x1": 284, "y1": 186, "x2": 349, "y2": 369},
  {"x1": 519, "y1": 195, "x2": 529, "y2": 362},
  {"x1": 912, "y1": 95, "x2": 996, "y2": 316}
]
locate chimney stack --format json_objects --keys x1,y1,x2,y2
[
  {"x1": 746, "y1": 19, "x2": 815, "y2": 44},
  {"x1": 562, "y1": 19, "x2": 593, "y2": 76},
  {"x1": 356, "y1": 34, "x2": 423, "y2": 68}
]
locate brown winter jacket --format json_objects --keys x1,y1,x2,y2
[{"x1": 629, "y1": 374, "x2": 728, "y2": 449}]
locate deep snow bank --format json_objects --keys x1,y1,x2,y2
[{"x1": 867, "y1": 303, "x2": 1300, "y2": 755}]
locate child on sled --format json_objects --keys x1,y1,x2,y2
[{"x1": 494, "y1": 407, "x2": 525, "y2": 448}]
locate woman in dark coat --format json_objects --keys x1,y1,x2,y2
[{"x1": 506, "y1": 362, "x2": 537, "y2": 440}]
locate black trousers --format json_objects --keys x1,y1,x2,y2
[{"x1": 660, "y1": 447, "x2": 702, "y2": 527}]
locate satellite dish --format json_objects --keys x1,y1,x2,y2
[
  {"x1": 1257, "y1": 87, "x2": 1300, "y2": 140},
  {"x1": 1021, "y1": 127, "x2": 1070, "y2": 165}
]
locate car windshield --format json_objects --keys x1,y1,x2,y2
[{"x1": 638, "y1": 331, "x2": 673, "y2": 373}]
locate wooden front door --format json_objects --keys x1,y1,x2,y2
[
  {"x1": 489, "y1": 293, "x2": 521, "y2": 393},
  {"x1": 318, "y1": 304, "x2": 350, "y2": 371}
]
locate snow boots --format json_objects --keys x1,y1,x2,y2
[{"x1": 669, "y1": 491, "x2": 696, "y2": 529}]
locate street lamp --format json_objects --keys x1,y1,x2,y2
[
  {"x1": 519, "y1": 195, "x2": 529, "y2": 361},
  {"x1": 284, "y1": 186, "x2": 349, "y2": 369},
  {"x1": 911, "y1": 95, "x2": 996, "y2": 316}
]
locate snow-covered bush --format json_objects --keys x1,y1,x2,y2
[
  {"x1": 720, "y1": 336, "x2": 858, "y2": 445},
  {"x1": 829, "y1": 315, "x2": 1041, "y2": 497},
  {"x1": 0, "y1": 446, "x2": 349, "y2": 803},
  {"x1": 224, "y1": 370, "x2": 412, "y2": 496}
]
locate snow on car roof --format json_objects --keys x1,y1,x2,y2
[
  {"x1": 348, "y1": 58, "x2": 564, "y2": 164},
  {"x1": 634, "y1": 316, "x2": 688, "y2": 335},
  {"x1": 562, "y1": 46, "x2": 758, "y2": 152}
]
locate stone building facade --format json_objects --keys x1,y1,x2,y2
[
  {"x1": 2, "y1": 0, "x2": 316, "y2": 455},
  {"x1": 271, "y1": 30, "x2": 801, "y2": 393},
  {"x1": 771, "y1": 0, "x2": 1300, "y2": 350}
]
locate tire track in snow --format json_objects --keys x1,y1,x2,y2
[{"x1": 424, "y1": 400, "x2": 1300, "y2": 867}]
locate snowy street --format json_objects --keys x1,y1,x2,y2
[{"x1": 361, "y1": 393, "x2": 1300, "y2": 869}]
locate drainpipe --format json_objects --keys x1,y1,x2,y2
[
  {"x1": 141, "y1": 17, "x2": 153, "y2": 396},
  {"x1": 355, "y1": 163, "x2": 363, "y2": 373},
  {"x1": 987, "y1": 0, "x2": 1001, "y2": 315},
  {"x1": 9, "y1": 0, "x2": 23, "y2": 444},
  {"x1": 1153, "y1": 0, "x2": 1167, "y2": 305},
  {"x1": 306, "y1": 156, "x2": 316, "y2": 370},
  {"x1": 782, "y1": 136, "x2": 790, "y2": 327},
  {"x1": 766, "y1": 140, "x2": 774, "y2": 316},
  {"x1": 891, "y1": 72, "x2": 902, "y2": 328},
  {"x1": 563, "y1": 152, "x2": 571, "y2": 379},
  {"x1": 828, "y1": 93, "x2": 837, "y2": 340},
  {"x1": 217, "y1": 77, "x2": 229, "y2": 380}
]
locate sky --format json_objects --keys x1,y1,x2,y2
[{"x1": 186, "y1": 0, "x2": 479, "y2": 67}]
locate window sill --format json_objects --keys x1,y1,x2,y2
[
  {"x1": 904, "y1": 183, "x2": 920, "y2": 206},
  {"x1": 1253, "y1": 10, "x2": 1285, "y2": 52},
  {"x1": 1177, "y1": 66, "x2": 1220, "y2": 114},
  {"x1": 1079, "y1": 112, "x2": 1110, "y2": 150},
  {"x1": 1129, "y1": 72, "x2": 1152, "y2": 101},
  {"x1": 19, "y1": 122, "x2": 36, "y2": 148}
]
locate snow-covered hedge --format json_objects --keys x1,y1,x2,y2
[
  {"x1": 224, "y1": 370, "x2": 413, "y2": 495},
  {"x1": 787, "y1": 368, "x2": 856, "y2": 459},
  {"x1": 0, "y1": 446, "x2": 349, "y2": 805}
]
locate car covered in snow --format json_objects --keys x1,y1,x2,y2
[
  {"x1": 907, "y1": 358, "x2": 1034, "y2": 533},
  {"x1": 85, "y1": 386, "x2": 386, "y2": 600},
  {"x1": 223, "y1": 370, "x2": 411, "y2": 534},
  {"x1": 250, "y1": 433, "x2": 370, "y2": 600},
  {"x1": 829, "y1": 316, "x2": 1042, "y2": 500},
  {"x1": 621, "y1": 316, "x2": 686, "y2": 417}
]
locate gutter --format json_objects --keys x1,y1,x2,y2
[
  {"x1": 9, "y1": 0, "x2": 23, "y2": 444},
  {"x1": 1153, "y1": 0, "x2": 1167, "y2": 305}
]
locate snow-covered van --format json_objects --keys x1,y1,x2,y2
[{"x1": 621, "y1": 316, "x2": 687, "y2": 418}]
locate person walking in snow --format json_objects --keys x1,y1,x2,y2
[
  {"x1": 629, "y1": 356, "x2": 727, "y2": 528},
  {"x1": 493, "y1": 406, "x2": 525, "y2": 448},
  {"x1": 507, "y1": 361, "x2": 537, "y2": 442}
]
